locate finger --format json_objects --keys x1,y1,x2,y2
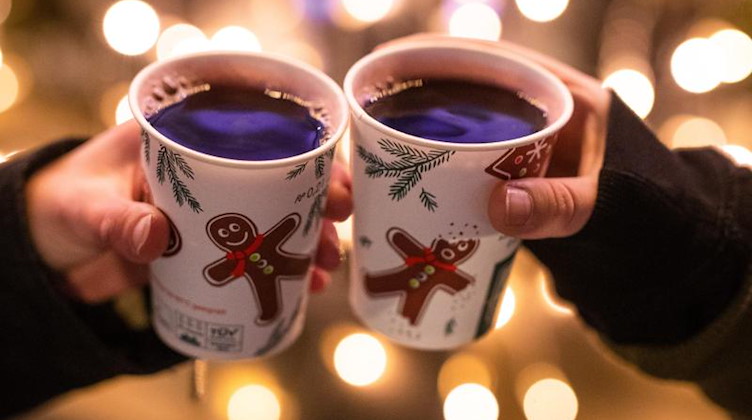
[
  {"x1": 86, "y1": 198, "x2": 169, "y2": 263},
  {"x1": 488, "y1": 177, "x2": 597, "y2": 239},
  {"x1": 323, "y1": 163, "x2": 353, "y2": 221},
  {"x1": 315, "y1": 220, "x2": 342, "y2": 271},
  {"x1": 65, "y1": 252, "x2": 148, "y2": 303},
  {"x1": 309, "y1": 267, "x2": 332, "y2": 293}
]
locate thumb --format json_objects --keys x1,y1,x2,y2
[
  {"x1": 488, "y1": 177, "x2": 597, "y2": 239},
  {"x1": 89, "y1": 199, "x2": 169, "y2": 263}
]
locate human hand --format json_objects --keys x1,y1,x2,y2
[
  {"x1": 378, "y1": 35, "x2": 611, "y2": 239},
  {"x1": 25, "y1": 121, "x2": 351, "y2": 302}
]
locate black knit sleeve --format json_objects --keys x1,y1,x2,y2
[
  {"x1": 524, "y1": 93, "x2": 752, "y2": 415},
  {"x1": 0, "y1": 140, "x2": 184, "y2": 418},
  {"x1": 526, "y1": 93, "x2": 751, "y2": 345}
]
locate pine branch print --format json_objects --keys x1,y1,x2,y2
[
  {"x1": 315, "y1": 155, "x2": 326, "y2": 179},
  {"x1": 286, "y1": 163, "x2": 307, "y2": 180},
  {"x1": 419, "y1": 188, "x2": 438, "y2": 212},
  {"x1": 156, "y1": 144, "x2": 203, "y2": 213},
  {"x1": 141, "y1": 129, "x2": 151, "y2": 165},
  {"x1": 356, "y1": 138, "x2": 455, "y2": 210}
]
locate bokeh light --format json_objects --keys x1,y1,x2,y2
[
  {"x1": 449, "y1": 2, "x2": 502, "y2": 41},
  {"x1": 334, "y1": 333, "x2": 387, "y2": 386},
  {"x1": 709, "y1": 29, "x2": 752, "y2": 84},
  {"x1": 342, "y1": 0, "x2": 395, "y2": 23},
  {"x1": 516, "y1": 0, "x2": 569, "y2": 23},
  {"x1": 103, "y1": 0, "x2": 160, "y2": 56},
  {"x1": 523, "y1": 378, "x2": 578, "y2": 420},
  {"x1": 444, "y1": 383, "x2": 499, "y2": 420},
  {"x1": 0, "y1": 63, "x2": 19, "y2": 113},
  {"x1": 116, "y1": 95, "x2": 133, "y2": 124},
  {"x1": 719, "y1": 145, "x2": 752, "y2": 167},
  {"x1": 211, "y1": 26, "x2": 262, "y2": 52},
  {"x1": 602, "y1": 69, "x2": 654, "y2": 118},
  {"x1": 672, "y1": 117, "x2": 727, "y2": 148},
  {"x1": 671, "y1": 37, "x2": 723, "y2": 93},
  {"x1": 438, "y1": 353, "x2": 494, "y2": 400},
  {"x1": 156, "y1": 23, "x2": 207, "y2": 60},
  {"x1": 227, "y1": 385, "x2": 281, "y2": 420},
  {"x1": 275, "y1": 41, "x2": 324, "y2": 70},
  {"x1": 494, "y1": 288, "x2": 516, "y2": 329}
]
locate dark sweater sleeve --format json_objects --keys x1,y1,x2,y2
[
  {"x1": 525, "y1": 93, "x2": 752, "y2": 415},
  {"x1": 0, "y1": 140, "x2": 185, "y2": 418}
]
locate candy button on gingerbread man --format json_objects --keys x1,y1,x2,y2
[{"x1": 203, "y1": 213, "x2": 311, "y2": 324}]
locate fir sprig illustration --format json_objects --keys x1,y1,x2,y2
[
  {"x1": 357, "y1": 138, "x2": 454, "y2": 210},
  {"x1": 286, "y1": 163, "x2": 307, "y2": 180},
  {"x1": 315, "y1": 155, "x2": 326, "y2": 179},
  {"x1": 419, "y1": 188, "x2": 438, "y2": 212},
  {"x1": 141, "y1": 129, "x2": 151, "y2": 165},
  {"x1": 156, "y1": 144, "x2": 203, "y2": 213}
]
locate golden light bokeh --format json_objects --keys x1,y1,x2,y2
[
  {"x1": 516, "y1": 0, "x2": 569, "y2": 23},
  {"x1": 443, "y1": 383, "x2": 499, "y2": 420},
  {"x1": 438, "y1": 353, "x2": 494, "y2": 400},
  {"x1": 0, "y1": 62, "x2": 19, "y2": 113},
  {"x1": 672, "y1": 117, "x2": 727, "y2": 149},
  {"x1": 227, "y1": 385, "x2": 281, "y2": 420},
  {"x1": 709, "y1": 29, "x2": 752, "y2": 84},
  {"x1": 342, "y1": 0, "x2": 395, "y2": 23},
  {"x1": 103, "y1": 0, "x2": 160, "y2": 56},
  {"x1": 333, "y1": 333, "x2": 387, "y2": 386},
  {"x1": 211, "y1": 26, "x2": 262, "y2": 52},
  {"x1": 156, "y1": 23, "x2": 207, "y2": 60},
  {"x1": 448, "y1": 2, "x2": 502, "y2": 41},
  {"x1": 523, "y1": 378, "x2": 578, "y2": 420},
  {"x1": 602, "y1": 69, "x2": 654, "y2": 119},
  {"x1": 671, "y1": 37, "x2": 723, "y2": 93}
]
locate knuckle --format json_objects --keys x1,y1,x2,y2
[{"x1": 545, "y1": 181, "x2": 579, "y2": 231}]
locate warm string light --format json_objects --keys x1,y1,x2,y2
[
  {"x1": 448, "y1": 2, "x2": 502, "y2": 41},
  {"x1": 211, "y1": 26, "x2": 262, "y2": 52},
  {"x1": 515, "y1": 0, "x2": 569, "y2": 23},
  {"x1": 602, "y1": 68, "x2": 654, "y2": 119},
  {"x1": 671, "y1": 37, "x2": 723, "y2": 93},
  {"x1": 342, "y1": 0, "x2": 395, "y2": 23},
  {"x1": 103, "y1": 0, "x2": 160, "y2": 56},
  {"x1": 227, "y1": 385, "x2": 281, "y2": 420},
  {"x1": 156, "y1": 23, "x2": 207, "y2": 60},
  {"x1": 443, "y1": 383, "x2": 499, "y2": 420},
  {"x1": 0, "y1": 62, "x2": 19, "y2": 113},
  {"x1": 523, "y1": 378, "x2": 578, "y2": 420},
  {"x1": 671, "y1": 117, "x2": 727, "y2": 149},
  {"x1": 710, "y1": 29, "x2": 752, "y2": 84},
  {"x1": 333, "y1": 333, "x2": 387, "y2": 386}
]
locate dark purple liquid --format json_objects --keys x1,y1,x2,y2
[
  {"x1": 364, "y1": 79, "x2": 546, "y2": 143},
  {"x1": 148, "y1": 85, "x2": 325, "y2": 161}
]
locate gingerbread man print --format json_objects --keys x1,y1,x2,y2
[
  {"x1": 365, "y1": 227, "x2": 479, "y2": 326},
  {"x1": 203, "y1": 213, "x2": 311, "y2": 324}
]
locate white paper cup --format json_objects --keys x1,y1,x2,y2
[
  {"x1": 344, "y1": 41, "x2": 573, "y2": 350},
  {"x1": 129, "y1": 52, "x2": 347, "y2": 359}
]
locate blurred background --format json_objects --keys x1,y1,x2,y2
[{"x1": 4, "y1": 0, "x2": 751, "y2": 419}]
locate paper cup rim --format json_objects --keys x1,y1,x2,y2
[
  {"x1": 343, "y1": 42, "x2": 574, "y2": 152},
  {"x1": 129, "y1": 51, "x2": 348, "y2": 169}
]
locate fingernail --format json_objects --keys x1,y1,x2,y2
[
  {"x1": 505, "y1": 186, "x2": 532, "y2": 226},
  {"x1": 133, "y1": 214, "x2": 152, "y2": 254}
]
